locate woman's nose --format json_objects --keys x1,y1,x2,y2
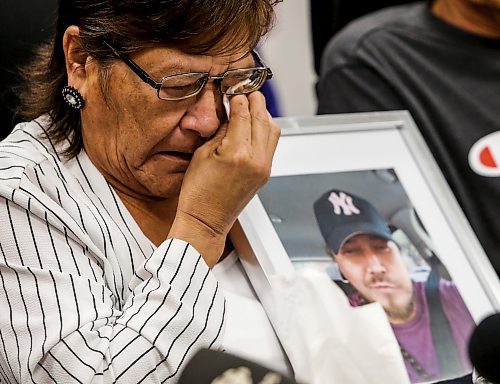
[{"x1": 179, "y1": 86, "x2": 223, "y2": 137}]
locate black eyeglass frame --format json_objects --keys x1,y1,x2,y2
[{"x1": 103, "y1": 41, "x2": 273, "y2": 101}]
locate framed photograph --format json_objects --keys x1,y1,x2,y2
[{"x1": 230, "y1": 111, "x2": 500, "y2": 383}]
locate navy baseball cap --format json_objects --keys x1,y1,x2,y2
[{"x1": 313, "y1": 190, "x2": 393, "y2": 254}]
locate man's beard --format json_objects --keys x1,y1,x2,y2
[
  {"x1": 383, "y1": 293, "x2": 416, "y2": 323},
  {"x1": 356, "y1": 285, "x2": 416, "y2": 323}
]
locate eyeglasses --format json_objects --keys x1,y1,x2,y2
[{"x1": 104, "y1": 41, "x2": 273, "y2": 101}]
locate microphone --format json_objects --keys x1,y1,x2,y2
[
  {"x1": 469, "y1": 313, "x2": 500, "y2": 383},
  {"x1": 178, "y1": 349, "x2": 297, "y2": 384}
]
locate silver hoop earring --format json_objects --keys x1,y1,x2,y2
[{"x1": 62, "y1": 85, "x2": 85, "y2": 109}]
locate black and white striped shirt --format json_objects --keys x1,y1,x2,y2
[{"x1": 0, "y1": 119, "x2": 226, "y2": 383}]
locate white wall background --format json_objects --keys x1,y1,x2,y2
[{"x1": 259, "y1": 0, "x2": 317, "y2": 117}]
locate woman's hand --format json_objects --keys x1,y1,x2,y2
[{"x1": 168, "y1": 92, "x2": 280, "y2": 267}]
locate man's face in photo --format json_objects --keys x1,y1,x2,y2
[{"x1": 335, "y1": 234, "x2": 414, "y2": 323}]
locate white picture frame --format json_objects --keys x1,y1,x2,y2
[{"x1": 229, "y1": 111, "x2": 500, "y2": 383}]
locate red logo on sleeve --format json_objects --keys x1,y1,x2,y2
[{"x1": 468, "y1": 132, "x2": 500, "y2": 177}]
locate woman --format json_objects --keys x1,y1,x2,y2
[{"x1": 0, "y1": 0, "x2": 285, "y2": 382}]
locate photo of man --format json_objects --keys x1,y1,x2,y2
[{"x1": 313, "y1": 189, "x2": 476, "y2": 383}]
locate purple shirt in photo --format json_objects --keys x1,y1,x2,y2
[{"x1": 349, "y1": 280, "x2": 475, "y2": 382}]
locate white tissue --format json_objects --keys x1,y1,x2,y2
[
  {"x1": 268, "y1": 269, "x2": 411, "y2": 384},
  {"x1": 223, "y1": 94, "x2": 231, "y2": 118},
  {"x1": 223, "y1": 79, "x2": 253, "y2": 118}
]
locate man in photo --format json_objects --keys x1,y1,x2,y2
[{"x1": 313, "y1": 189, "x2": 475, "y2": 383}]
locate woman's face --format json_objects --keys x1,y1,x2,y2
[{"x1": 80, "y1": 45, "x2": 253, "y2": 200}]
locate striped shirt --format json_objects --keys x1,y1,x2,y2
[{"x1": 0, "y1": 118, "x2": 226, "y2": 383}]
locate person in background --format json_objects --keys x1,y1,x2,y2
[
  {"x1": 0, "y1": 0, "x2": 288, "y2": 382},
  {"x1": 315, "y1": 0, "x2": 500, "y2": 277},
  {"x1": 314, "y1": 189, "x2": 475, "y2": 383}
]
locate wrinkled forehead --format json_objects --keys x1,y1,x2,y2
[
  {"x1": 179, "y1": 19, "x2": 258, "y2": 56},
  {"x1": 134, "y1": 44, "x2": 254, "y2": 76},
  {"x1": 205, "y1": 45, "x2": 254, "y2": 65}
]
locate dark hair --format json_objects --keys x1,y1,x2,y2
[{"x1": 17, "y1": 0, "x2": 279, "y2": 158}]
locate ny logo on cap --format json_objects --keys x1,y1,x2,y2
[{"x1": 328, "y1": 192, "x2": 360, "y2": 216}]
